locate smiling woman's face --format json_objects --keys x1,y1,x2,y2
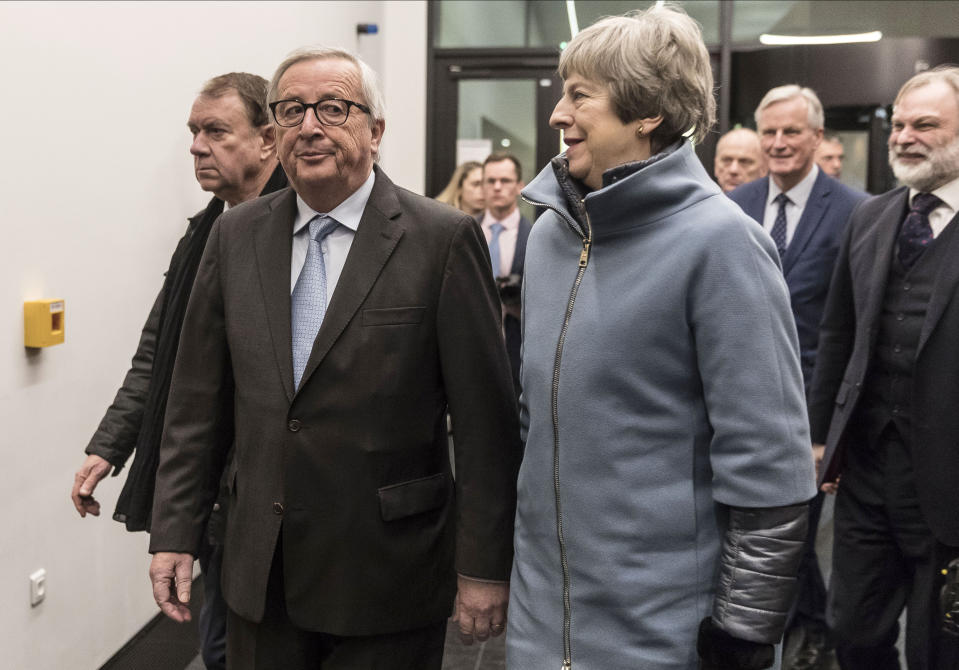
[{"x1": 549, "y1": 73, "x2": 652, "y2": 190}]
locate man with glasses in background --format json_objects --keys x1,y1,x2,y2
[
  {"x1": 147, "y1": 47, "x2": 521, "y2": 669},
  {"x1": 479, "y1": 152, "x2": 530, "y2": 394}
]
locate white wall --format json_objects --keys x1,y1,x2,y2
[{"x1": 0, "y1": 2, "x2": 426, "y2": 668}]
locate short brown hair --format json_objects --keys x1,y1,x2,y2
[
  {"x1": 200, "y1": 72, "x2": 270, "y2": 128},
  {"x1": 483, "y1": 152, "x2": 522, "y2": 182}
]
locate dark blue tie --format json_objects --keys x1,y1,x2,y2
[
  {"x1": 771, "y1": 193, "x2": 790, "y2": 258},
  {"x1": 898, "y1": 192, "x2": 942, "y2": 269}
]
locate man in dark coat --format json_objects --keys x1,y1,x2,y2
[
  {"x1": 148, "y1": 47, "x2": 521, "y2": 670},
  {"x1": 71, "y1": 72, "x2": 285, "y2": 670},
  {"x1": 808, "y1": 66, "x2": 959, "y2": 670}
]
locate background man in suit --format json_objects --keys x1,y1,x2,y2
[
  {"x1": 808, "y1": 65, "x2": 959, "y2": 670},
  {"x1": 479, "y1": 152, "x2": 531, "y2": 394},
  {"x1": 71, "y1": 72, "x2": 285, "y2": 670},
  {"x1": 714, "y1": 127, "x2": 767, "y2": 192},
  {"x1": 729, "y1": 84, "x2": 867, "y2": 670},
  {"x1": 147, "y1": 47, "x2": 521, "y2": 670},
  {"x1": 816, "y1": 132, "x2": 845, "y2": 179}
]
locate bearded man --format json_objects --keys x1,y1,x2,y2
[{"x1": 808, "y1": 65, "x2": 959, "y2": 670}]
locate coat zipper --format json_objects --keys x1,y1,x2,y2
[{"x1": 523, "y1": 196, "x2": 592, "y2": 670}]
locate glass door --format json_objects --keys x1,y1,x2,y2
[{"x1": 426, "y1": 51, "x2": 563, "y2": 213}]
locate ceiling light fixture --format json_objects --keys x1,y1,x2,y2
[
  {"x1": 566, "y1": 0, "x2": 579, "y2": 38},
  {"x1": 759, "y1": 30, "x2": 882, "y2": 46}
]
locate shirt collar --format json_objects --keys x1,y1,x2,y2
[
  {"x1": 768, "y1": 163, "x2": 819, "y2": 210},
  {"x1": 910, "y1": 174, "x2": 959, "y2": 212},
  {"x1": 481, "y1": 206, "x2": 521, "y2": 231},
  {"x1": 293, "y1": 169, "x2": 376, "y2": 236}
]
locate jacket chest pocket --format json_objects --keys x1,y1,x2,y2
[{"x1": 362, "y1": 306, "x2": 426, "y2": 326}]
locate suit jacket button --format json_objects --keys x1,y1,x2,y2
[
  {"x1": 212, "y1": 503, "x2": 221, "y2": 512},
  {"x1": 288, "y1": 419, "x2": 302, "y2": 432},
  {"x1": 273, "y1": 502, "x2": 284, "y2": 515}
]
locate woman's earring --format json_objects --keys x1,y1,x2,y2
[{"x1": 636, "y1": 124, "x2": 645, "y2": 138}]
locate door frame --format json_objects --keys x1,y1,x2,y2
[{"x1": 426, "y1": 48, "x2": 562, "y2": 198}]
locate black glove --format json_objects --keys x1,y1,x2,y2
[{"x1": 697, "y1": 617, "x2": 775, "y2": 670}]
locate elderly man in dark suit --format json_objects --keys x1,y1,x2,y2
[
  {"x1": 147, "y1": 46, "x2": 521, "y2": 670},
  {"x1": 809, "y1": 65, "x2": 959, "y2": 670},
  {"x1": 729, "y1": 85, "x2": 867, "y2": 670}
]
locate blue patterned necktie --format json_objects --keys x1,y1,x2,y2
[
  {"x1": 488, "y1": 222, "x2": 504, "y2": 278},
  {"x1": 291, "y1": 214, "x2": 340, "y2": 389},
  {"x1": 898, "y1": 192, "x2": 942, "y2": 269},
  {"x1": 771, "y1": 193, "x2": 790, "y2": 258}
]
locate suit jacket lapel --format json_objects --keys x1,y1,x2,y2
[
  {"x1": 862, "y1": 190, "x2": 908, "y2": 346},
  {"x1": 745, "y1": 179, "x2": 769, "y2": 226},
  {"x1": 510, "y1": 216, "x2": 532, "y2": 276},
  {"x1": 296, "y1": 168, "x2": 405, "y2": 393},
  {"x1": 782, "y1": 172, "x2": 830, "y2": 276},
  {"x1": 253, "y1": 188, "x2": 298, "y2": 402},
  {"x1": 919, "y1": 210, "x2": 959, "y2": 354}
]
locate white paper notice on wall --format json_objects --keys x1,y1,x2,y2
[{"x1": 456, "y1": 139, "x2": 493, "y2": 166}]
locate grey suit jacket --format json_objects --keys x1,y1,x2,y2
[{"x1": 150, "y1": 166, "x2": 522, "y2": 634}]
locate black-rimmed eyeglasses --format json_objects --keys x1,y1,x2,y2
[{"x1": 269, "y1": 98, "x2": 371, "y2": 127}]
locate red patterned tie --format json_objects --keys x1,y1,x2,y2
[{"x1": 897, "y1": 192, "x2": 942, "y2": 269}]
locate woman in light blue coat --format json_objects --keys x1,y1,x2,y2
[{"x1": 507, "y1": 6, "x2": 817, "y2": 670}]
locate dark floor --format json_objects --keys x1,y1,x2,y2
[{"x1": 99, "y1": 575, "x2": 505, "y2": 670}]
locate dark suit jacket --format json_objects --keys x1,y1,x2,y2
[
  {"x1": 808, "y1": 186, "x2": 959, "y2": 545},
  {"x1": 504, "y1": 215, "x2": 532, "y2": 392},
  {"x1": 729, "y1": 171, "x2": 867, "y2": 388},
  {"x1": 150, "y1": 167, "x2": 522, "y2": 635}
]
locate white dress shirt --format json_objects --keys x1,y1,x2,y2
[
  {"x1": 290, "y1": 170, "x2": 376, "y2": 297},
  {"x1": 763, "y1": 164, "x2": 820, "y2": 248},
  {"x1": 911, "y1": 174, "x2": 959, "y2": 238},
  {"x1": 480, "y1": 207, "x2": 521, "y2": 277}
]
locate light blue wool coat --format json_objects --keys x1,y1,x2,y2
[{"x1": 507, "y1": 141, "x2": 817, "y2": 669}]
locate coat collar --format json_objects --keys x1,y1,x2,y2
[{"x1": 523, "y1": 140, "x2": 722, "y2": 240}]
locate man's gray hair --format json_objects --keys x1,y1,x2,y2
[
  {"x1": 894, "y1": 64, "x2": 959, "y2": 112},
  {"x1": 558, "y1": 4, "x2": 715, "y2": 148},
  {"x1": 268, "y1": 46, "x2": 386, "y2": 128},
  {"x1": 754, "y1": 85, "x2": 824, "y2": 130}
]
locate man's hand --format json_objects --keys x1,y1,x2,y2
[
  {"x1": 451, "y1": 575, "x2": 509, "y2": 645},
  {"x1": 812, "y1": 443, "x2": 840, "y2": 494},
  {"x1": 812, "y1": 443, "x2": 825, "y2": 482},
  {"x1": 71, "y1": 454, "x2": 113, "y2": 517},
  {"x1": 149, "y1": 552, "x2": 195, "y2": 623}
]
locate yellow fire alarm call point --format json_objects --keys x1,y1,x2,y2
[{"x1": 24, "y1": 299, "x2": 65, "y2": 348}]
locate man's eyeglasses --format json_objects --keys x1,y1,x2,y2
[{"x1": 269, "y1": 98, "x2": 371, "y2": 128}]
